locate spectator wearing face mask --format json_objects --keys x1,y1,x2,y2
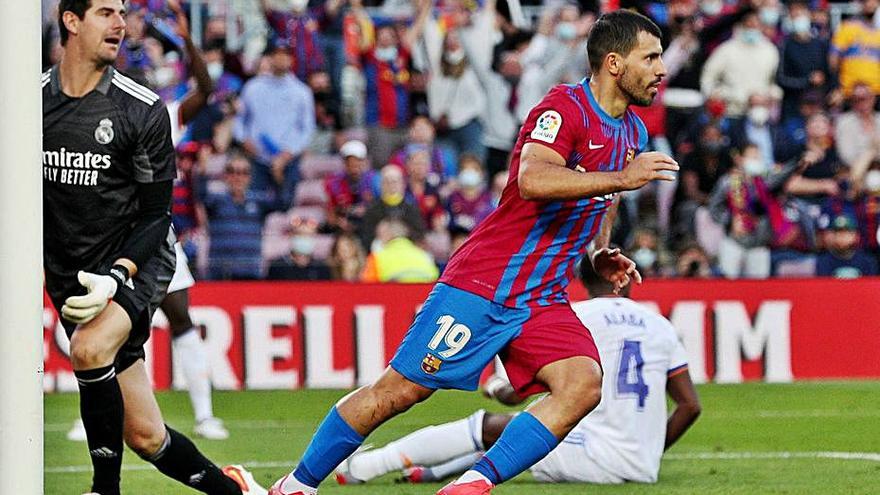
[
  {"x1": 829, "y1": 0, "x2": 880, "y2": 98},
  {"x1": 410, "y1": 0, "x2": 488, "y2": 161},
  {"x1": 834, "y1": 84, "x2": 880, "y2": 168},
  {"x1": 325, "y1": 140, "x2": 375, "y2": 233},
  {"x1": 446, "y1": 155, "x2": 494, "y2": 234},
  {"x1": 816, "y1": 214, "x2": 878, "y2": 278},
  {"x1": 267, "y1": 220, "x2": 332, "y2": 281},
  {"x1": 701, "y1": 12, "x2": 780, "y2": 117},
  {"x1": 360, "y1": 165, "x2": 426, "y2": 250},
  {"x1": 629, "y1": 228, "x2": 662, "y2": 278},
  {"x1": 730, "y1": 93, "x2": 780, "y2": 167},
  {"x1": 708, "y1": 144, "x2": 797, "y2": 279},
  {"x1": 776, "y1": 0, "x2": 830, "y2": 121},
  {"x1": 389, "y1": 116, "x2": 455, "y2": 185},
  {"x1": 776, "y1": 90, "x2": 825, "y2": 163}
]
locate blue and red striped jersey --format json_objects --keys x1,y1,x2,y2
[{"x1": 441, "y1": 80, "x2": 648, "y2": 308}]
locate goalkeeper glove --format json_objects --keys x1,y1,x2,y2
[{"x1": 61, "y1": 265, "x2": 129, "y2": 324}]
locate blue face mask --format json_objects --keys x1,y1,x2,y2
[
  {"x1": 760, "y1": 8, "x2": 780, "y2": 26},
  {"x1": 741, "y1": 28, "x2": 763, "y2": 44},
  {"x1": 555, "y1": 22, "x2": 577, "y2": 41}
]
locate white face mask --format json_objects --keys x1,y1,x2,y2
[
  {"x1": 865, "y1": 170, "x2": 880, "y2": 192},
  {"x1": 375, "y1": 46, "x2": 398, "y2": 62},
  {"x1": 701, "y1": 0, "x2": 723, "y2": 16},
  {"x1": 792, "y1": 15, "x2": 811, "y2": 34},
  {"x1": 445, "y1": 49, "x2": 466, "y2": 65},
  {"x1": 207, "y1": 61, "x2": 224, "y2": 81},
  {"x1": 459, "y1": 169, "x2": 483, "y2": 188},
  {"x1": 748, "y1": 106, "x2": 770, "y2": 126},
  {"x1": 291, "y1": 0, "x2": 308, "y2": 13},
  {"x1": 290, "y1": 235, "x2": 315, "y2": 256},
  {"x1": 633, "y1": 248, "x2": 657, "y2": 269},
  {"x1": 152, "y1": 66, "x2": 176, "y2": 88},
  {"x1": 760, "y1": 8, "x2": 780, "y2": 26},
  {"x1": 743, "y1": 158, "x2": 768, "y2": 177}
]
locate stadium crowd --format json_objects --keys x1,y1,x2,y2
[{"x1": 41, "y1": 0, "x2": 880, "y2": 281}]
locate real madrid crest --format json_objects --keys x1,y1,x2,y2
[{"x1": 95, "y1": 118, "x2": 114, "y2": 145}]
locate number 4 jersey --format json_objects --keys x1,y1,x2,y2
[{"x1": 570, "y1": 297, "x2": 689, "y2": 482}]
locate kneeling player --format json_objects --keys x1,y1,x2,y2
[{"x1": 335, "y1": 256, "x2": 701, "y2": 485}]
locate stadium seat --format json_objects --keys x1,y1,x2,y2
[
  {"x1": 294, "y1": 179, "x2": 329, "y2": 206},
  {"x1": 300, "y1": 154, "x2": 344, "y2": 180}
]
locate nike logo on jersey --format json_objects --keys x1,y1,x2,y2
[{"x1": 588, "y1": 140, "x2": 604, "y2": 150}]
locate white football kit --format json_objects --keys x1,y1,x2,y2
[{"x1": 531, "y1": 297, "x2": 689, "y2": 484}]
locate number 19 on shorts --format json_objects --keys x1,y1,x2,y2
[{"x1": 428, "y1": 315, "x2": 472, "y2": 358}]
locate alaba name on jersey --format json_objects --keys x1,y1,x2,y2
[
  {"x1": 441, "y1": 79, "x2": 648, "y2": 308},
  {"x1": 570, "y1": 297, "x2": 689, "y2": 482}
]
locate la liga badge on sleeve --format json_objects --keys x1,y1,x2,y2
[{"x1": 531, "y1": 110, "x2": 562, "y2": 144}]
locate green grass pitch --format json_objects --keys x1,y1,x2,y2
[{"x1": 46, "y1": 382, "x2": 880, "y2": 494}]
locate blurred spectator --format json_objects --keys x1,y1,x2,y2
[
  {"x1": 816, "y1": 214, "x2": 879, "y2": 277},
  {"x1": 629, "y1": 228, "x2": 661, "y2": 278},
  {"x1": 361, "y1": 218, "x2": 439, "y2": 283},
  {"x1": 829, "y1": 0, "x2": 880, "y2": 98},
  {"x1": 675, "y1": 243, "x2": 715, "y2": 278},
  {"x1": 389, "y1": 116, "x2": 454, "y2": 183},
  {"x1": 730, "y1": 93, "x2": 779, "y2": 168},
  {"x1": 308, "y1": 70, "x2": 341, "y2": 153},
  {"x1": 267, "y1": 216, "x2": 331, "y2": 281},
  {"x1": 835, "y1": 84, "x2": 880, "y2": 168},
  {"x1": 413, "y1": 0, "x2": 488, "y2": 160},
  {"x1": 701, "y1": 11, "x2": 780, "y2": 117},
  {"x1": 776, "y1": 0, "x2": 830, "y2": 121},
  {"x1": 673, "y1": 123, "x2": 733, "y2": 239},
  {"x1": 260, "y1": 0, "x2": 325, "y2": 81},
  {"x1": 776, "y1": 90, "x2": 825, "y2": 163},
  {"x1": 234, "y1": 37, "x2": 315, "y2": 204},
  {"x1": 117, "y1": 7, "x2": 152, "y2": 78},
  {"x1": 446, "y1": 155, "x2": 494, "y2": 233},
  {"x1": 325, "y1": 140, "x2": 375, "y2": 233},
  {"x1": 787, "y1": 113, "x2": 842, "y2": 205},
  {"x1": 708, "y1": 144, "x2": 795, "y2": 279},
  {"x1": 328, "y1": 232, "x2": 367, "y2": 282},
  {"x1": 172, "y1": 142, "x2": 201, "y2": 240},
  {"x1": 361, "y1": 165, "x2": 426, "y2": 250},
  {"x1": 490, "y1": 169, "x2": 509, "y2": 207},
  {"x1": 404, "y1": 146, "x2": 446, "y2": 231},
  {"x1": 198, "y1": 154, "x2": 285, "y2": 280},
  {"x1": 313, "y1": 0, "x2": 351, "y2": 101},
  {"x1": 354, "y1": 16, "x2": 418, "y2": 167}
]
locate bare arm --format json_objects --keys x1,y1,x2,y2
[
  {"x1": 169, "y1": 0, "x2": 213, "y2": 125},
  {"x1": 402, "y1": 0, "x2": 432, "y2": 52},
  {"x1": 665, "y1": 369, "x2": 701, "y2": 450},
  {"x1": 517, "y1": 143, "x2": 678, "y2": 201}
]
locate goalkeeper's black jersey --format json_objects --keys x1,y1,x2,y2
[{"x1": 42, "y1": 65, "x2": 176, "y2": 292}]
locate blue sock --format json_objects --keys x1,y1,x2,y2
[
  {"x1": 473, "y1": 412, "x2": 558, "y2": 485},
  {"x1": 293, "y1": 406, "x2": 365, "y2": 488}
]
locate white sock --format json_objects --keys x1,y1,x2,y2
[
  {"x1": 456, "y1": 469, "x2": 492, "y2": 485},
  {"x1": 348, "y1": 410, "x2": 485, "y2": 481},
  {"x1": 280, "y1": 474, "x2": 317, "y2": 494},
  {"x1": 426, "y1": 452, "x2": 483, "y2": 481},
  {"x1": 173, "y1": 328, "x2": 214, "y2": 422}
]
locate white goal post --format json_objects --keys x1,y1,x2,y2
[{"x1": 0, "y1": 1, "x2": 44, "y2": 493}]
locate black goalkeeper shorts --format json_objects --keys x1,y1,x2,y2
[{"x1": 52, "y1": 245, "x2": 176, "y2": 373}]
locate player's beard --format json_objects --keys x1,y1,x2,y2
[{"x1": 617, "y1": 65, "x2": 656, "y2": 107}]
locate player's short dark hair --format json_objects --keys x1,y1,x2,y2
[
  {"x1": 587, "y1": 10, "x2": 662, "y2": 72},
  {"x1": 58, "y1": 0, "x2": 92, "y2": 46},
  {"x1": 578, "y1": 253, "x2": 616, "y2": 296}
]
